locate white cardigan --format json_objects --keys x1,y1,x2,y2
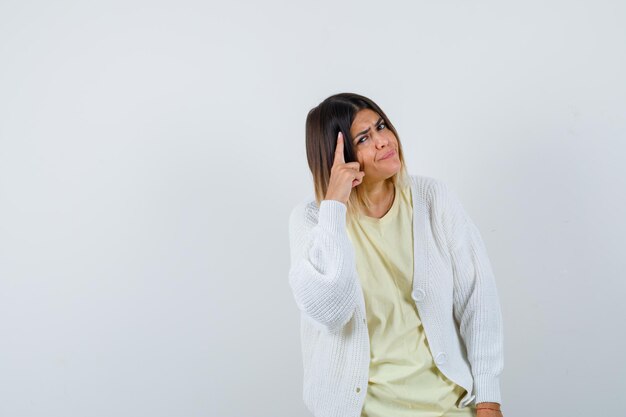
[{"x1": 287, "y1": 174, "x2": 504, "y2": 417}]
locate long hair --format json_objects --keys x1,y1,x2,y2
[{"x1": 304, "y1": 92, "x2": 411, "y2": 221}]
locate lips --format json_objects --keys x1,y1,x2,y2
[{"x1": 379, "y1": 149, "x2": 395, "y2": 160}]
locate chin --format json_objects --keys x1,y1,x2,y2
[{"x1": 385, "y1": 162, "x2": 402, "y2": 175}]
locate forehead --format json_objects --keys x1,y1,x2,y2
[{"x1": 351, "y1": 108, "x2": 380, "y2": 130}]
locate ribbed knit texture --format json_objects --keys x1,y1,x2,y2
[{"x1": 287, "y1": 174, "x2": 504, "y2": 417}]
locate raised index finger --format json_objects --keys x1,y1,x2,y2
[{"x1": 333, "y1": 132, "x2": 345, "y2": 165}]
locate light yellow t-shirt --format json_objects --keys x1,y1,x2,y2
[{"x1": 346, "y1": 182, "x2": 476, "y2": 417}]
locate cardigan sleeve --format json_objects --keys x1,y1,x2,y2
[
  {"x1": 287, "y1": 199, "x2": 359, "y2": 334},
  {"x1": 438, "y1": 181, "x2": 504, "y2": 405}
]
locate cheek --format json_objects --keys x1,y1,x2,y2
[{"x1": 357, "y1": 152, "x2": 374, "y2": 168}]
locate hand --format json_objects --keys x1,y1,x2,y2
[
  {"x1": 323, "y1": 132, "x2": 365, "y2": 204},
  {"x1": 476, "y1": 402, "x2": 503, "y2": 417}
]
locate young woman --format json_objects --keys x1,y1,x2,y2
[{"x1": 288, "y1": 92, "x2": 504, "y2": 417}]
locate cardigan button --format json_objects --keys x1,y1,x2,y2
[
  {"x1": 435, "y1": 352, "x2": 448, "y2": 365},
  {"x1": 356, "y1": 387, "x2": 361, "y2": 393},
  {"x1": 412, "y1": 288, "x2": 425, "y2": 302}
]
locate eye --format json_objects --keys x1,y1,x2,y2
[{"x1": 356, "y1": 123, "x2": 386, "y2": 144}]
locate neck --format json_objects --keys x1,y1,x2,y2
[{"x1": 361, "y1": 178, "x2": 394, "y2": 207}]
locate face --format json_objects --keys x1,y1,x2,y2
[{"x1": 349, "y1": 108, "x2": 401, "y2": 183}]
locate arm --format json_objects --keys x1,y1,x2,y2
[
  {"x1": 438, "y1": 181, "x2": 504, "y2": 405},
  {"x1": 287, "y1": 199, "x2": 358, "y2": 333}
]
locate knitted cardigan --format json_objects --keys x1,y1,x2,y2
[{"x1": 287, "y1": 174, "x2": 504, "y2": 417}]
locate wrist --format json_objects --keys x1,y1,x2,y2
[{"x1": 476, "y1": 402, "x2": 501, "y2": 410}]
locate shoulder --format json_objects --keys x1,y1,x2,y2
[
  {"x1": 408, "y1": 174, "x2": 471, "y2": 249},
  {"x1": 288, "y1": 174, "x2": 458, "y2": 224},
  {"x1": 408, "y1": 173, "x2": 456, "y2": 205},
  {"x1": 409, "y1": 173, "x2": 441, "y2": 187}
]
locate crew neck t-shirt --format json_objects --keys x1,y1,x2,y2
[{"x1": 346, "y1": 182, "x2": 476, "y2": 417}]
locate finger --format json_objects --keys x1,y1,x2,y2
[
  {"x1": 333, "y1": 132, "x2": 345, "y2": 165},
  {"x1": 352, "y1": 172, "x2": 365, "y2": 187}
]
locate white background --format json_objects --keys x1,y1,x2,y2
[{"x1": 1, "y1": 1, "x2": 624, "y2": 416}]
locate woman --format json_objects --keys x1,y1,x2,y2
[{"x1": 288, "y1": 93, "x2": 504, "y2": 417}]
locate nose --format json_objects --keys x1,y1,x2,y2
[{"x1": 373, "y1": 132, "x2": 389, "y2": 148}]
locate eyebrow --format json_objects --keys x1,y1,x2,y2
[{"x1": 354, "y1": 117, "x2": 384, "y2": 141}]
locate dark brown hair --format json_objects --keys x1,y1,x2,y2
[{"x1": 305, "y1": 92, "x2": 411, "y2": 220}]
